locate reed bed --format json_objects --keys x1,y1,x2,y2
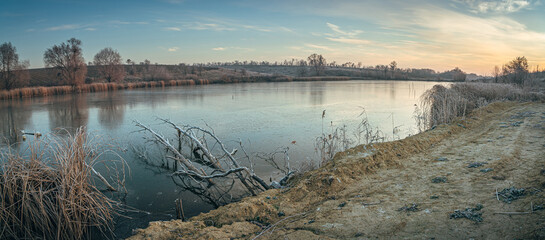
[
  {"x1": 0, "y1": 79, "x2": 206, "y2": 100},
  {"x1": 0, "y1": 128, "x2": 121, "y2": 239},
  {"x1": 416, "y1": 82, "x2": 544, "y2": 131}
]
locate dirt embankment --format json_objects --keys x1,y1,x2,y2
[{"x1": 129, "y1": 102, "x2": 545, "y2": 240}]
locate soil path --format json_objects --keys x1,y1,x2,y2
[{"x1": 130, "y1": 102, "x2": 545, "y2": 239}]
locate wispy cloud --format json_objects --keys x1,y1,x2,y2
[
  {"x1": 45, "y1": 24, "x2": 80, "y2": 31},
  {"x1": 322, "y1": 23, "x2": 370, "y2": 46},
  {"x1": 187, "y1": 22, "x2": 236, "y2": 31},
  {"x1": 212, "y1": 47, "x2": 226, "y2": 51},
  {"x1": 242, "y1": 25, "x2": 271, "y2": 32},
  {"x1": 305, "y1": 44, "x2": 334, "y2": 51},
  {"x1": 326, "y1": 22, "x2": 363, "y2": 36},
  {"x1": 326, "y1": 37, "x2": 372, "y2": 45},
  {"x1": 164, "y1": 27, "x2": 181, "y2": 31},
  {"x1": 110, "y1": 20, "x2": 149, "y2": 25},
  {"x1": 168, "y1": 47, "x2": 179, "y2": 52},
  {"x1": 184, "y1": 17, "x2": 290, "y2": 33},
  {"x1": 85, "y1": 27, "x2": 96, "y2": 31},
  {"x1": 456, "y1": 0, "x2": 534, "y2": 13}
]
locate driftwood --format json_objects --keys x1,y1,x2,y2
[{"x1": 135, "y1": 119, "x2": 294, "y2": 206}]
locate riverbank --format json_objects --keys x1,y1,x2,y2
[
  {"x1": 0, "y1": 73, "x2": 460, "y2": 101},
  {"x1": 129, "y1": 101, "x2": 545, "y2": 239}
]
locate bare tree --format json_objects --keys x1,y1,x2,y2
[
  {"x1": 492, "y1": 65, "x2": 500, "y2": 83},
  {"x1": 0, "y1": 42, "x2": 30, "y2": 90},
  {"x1": 93, "y1": 48, "x2": 125, "y2": 83},
  {"x1": 502, "y1": 56, "x2": 529, "y2": 85},
  {"x1": 135, "y1": 119, "x2": 294, "y2": 207},
  {"x1": 452, "y1": 67, "x2": 467, "y2": 81},
  {"x1": 307, "y1": 53, "x2": 326, "y2": 76},
  {"x1": 389, "y1": 61, "x2": 397, "y2": 79},
  {"x1": 44, "y1": 38, "x2": 87, "y2": 87}
]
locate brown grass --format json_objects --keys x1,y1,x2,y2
[
  {"x1": 416, "y1": 82, "x2": 544, "y2": 130},
  {"x1": 0, "y1": 128, "x2": 120, "y2": 239},
  {"x1": 0, "y1": 79, "x2": 205, "y2": 100}
]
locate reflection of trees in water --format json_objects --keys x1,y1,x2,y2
[
  {"x1": 298, "y1": 82, "x2": 325, "y2": 105},
  {"x1": 48, "y1": 94, "x2": 88, "y2": 135},
  {"x1": 97, "y1": 92, "x2": 125, "y2": 129},
  {"x1": 0, "y1": 101, "x2": 32, "y2": 146}
]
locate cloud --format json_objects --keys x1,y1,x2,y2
[
  {"x1": 45, "y1": 24, "x2": 80, "y2": 31},
  {"x1": 184, "y1": 18, "x2": 289, "y2": 33},
  {"x1": 212, "y1": 47, "x2": 226, "y2": 51},
  {"x1": 187, "y1": 22, "x2": 236, "y2": 31},
  {"x1": 242, "y1": 25, "x2": 271, "y2": 32},
  {"x1": 110, "y1": 20, "x2": 149, "y2": 25},
  {"x1": 305, "y1": 44, "x2": 334, "y2": 51},
  {"x1": 168, "y1": 47, "x2": 179, "y2": 52},
  {"x1": 85, "y1": 28, "x2": 96, "y2": 31},
  {"x1": 326, "y1": 22, "x2": 363, "y2": 36},
  {"x1": 456, "y1": 0, "x2": 533, "y2": 13},
  {"x1": 326, "y1": 37, "x2": 372, "y2": 45},
  {"x1": 165, "y1": 27, "x2": 181, "y2": 31}
]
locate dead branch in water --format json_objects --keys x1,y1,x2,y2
[{"x1": 134, "y1": 119, "x2": 294, "y2": 206}]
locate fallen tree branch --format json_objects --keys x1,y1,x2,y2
[{"x1": 172, "y1": 167, "x2": 247, "y2": 181}]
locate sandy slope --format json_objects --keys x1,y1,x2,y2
[{"x1": 129, "y1": 102, "x2": 545, "y2": 240}]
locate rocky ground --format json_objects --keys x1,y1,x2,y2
[{"x1": 129, "y1": 101, "x2": 545, "y2": 240}]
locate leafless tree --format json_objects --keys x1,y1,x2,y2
[
  {"x1": 389, "y1": 61, "x2": 397, "y2": 79},
  {"x1": 307, "y1": 53, "x2": 326, "y2": 76},
  {"x1": 44, "y1": 38, "x2": 87, "y2": 87},
  {"x1": 93, "y1": 47, "x2": 125, "y2": 83},
  {"x1": 0, "y1": 42, "x2": 30, "y2": 90},
  {"x1": 135, "y1": 119, "x2": 294, "y2": 207},
  {"x1": 492, "y1": 65, "x2": 500, "y2": 83},
  {"x1": 502, "y1": 56, "x2": 529, "y2": 85},
  {"x1": 452, "y1": 67, "x2": 466, "y2": 81}
]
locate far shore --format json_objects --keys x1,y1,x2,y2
[{"x1": 0, "y1": 76, "x2": 457, "y2": 101}]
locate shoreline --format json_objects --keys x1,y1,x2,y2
[
  {"x1": 0, "y1": 76, "x2": 457, "y2": 101},
  {"x1": 128, "y1": 101, "x2": 545, "y2": 239}
]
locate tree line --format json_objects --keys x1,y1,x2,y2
[{"x1": 1, "y1": 38, "x2": 540, "y2": 90}]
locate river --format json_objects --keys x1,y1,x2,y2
[{"x1": 0, "y1": 80, "x2": 445, "y2": 237}]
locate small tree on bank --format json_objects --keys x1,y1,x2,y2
[
  {"x1": 502, "y1": 56, "x2": 529, "y2": 86},
  {"x1": 93, "y1": 47, "x2": 125, "y2": 83},
  {"x1": 44, "y1": 38, "x2": 87, "y2": 87},
  {"x1": 308, "y1": 53, "x2": 326, "y2": 76},
  {"x1": 0, "y1": 42, "x2": 29, "y2": 90}
]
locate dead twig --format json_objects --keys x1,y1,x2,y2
[{"x1": 252, "y1": 212, "x2": 309, "y2": 240}]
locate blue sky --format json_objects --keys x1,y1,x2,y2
[{"x1": 1, "y1": 0, "x2": 544, "y2": 75}]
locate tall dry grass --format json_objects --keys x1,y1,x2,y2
[
  {"x1": 0, "y1": 128, "x2": 121, "y2": 239},
  {"x1": 0, "y1": 79, "x2": 205, "y2": 100},
  {"x1": 416, "y1": 82, "x2": 544, "y2": 131}
]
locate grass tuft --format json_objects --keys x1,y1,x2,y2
[{"x1": 0, "y1": 128, "x2": 120, "y2": 239}]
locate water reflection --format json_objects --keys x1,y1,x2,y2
[
  {"x1": 97, "y1": 92, "x2": 126, "y2": 129},
  {"x1": 0, "y1": 101, "x2": 31, "y2": 146},
  {"x1": 309, "y1": 82, "x2": 325, "y2": 105},
  {"x1": 48, "y1": 94, "x2": 88, "y2": 134}
]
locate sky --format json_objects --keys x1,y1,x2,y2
[{"x1": 1, "y1": 0, "x2": 545, "y2": 75}]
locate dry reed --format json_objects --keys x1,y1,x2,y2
[
  {"x1": 0, "y1": 128, "x2": 120, "y2": 239},
  {"x1": 0, "y1": 78, "x2": 205, "y2": 100},
  {"x1": 416, "y1": 82, "x2": 544, "y2": 131}
]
